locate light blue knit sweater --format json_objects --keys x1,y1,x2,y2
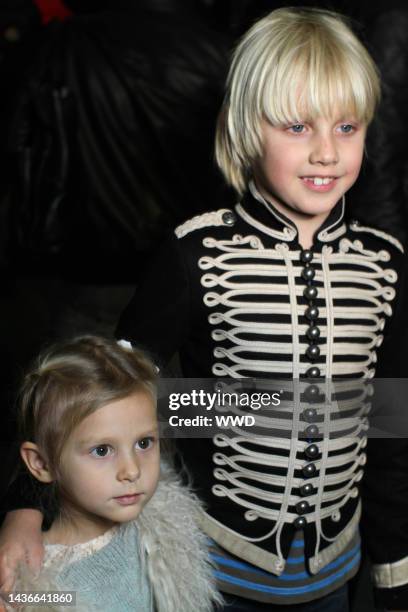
[{"x1": 45, "y1": 522, "x2": 152, "y2": 612}]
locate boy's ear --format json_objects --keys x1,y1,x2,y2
[{"x1": 20, "y1": 442, "x2": 54, "y2": 483}]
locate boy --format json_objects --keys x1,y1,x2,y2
[
  {"x1": 119, "y1": 8, "x2": 408, "y2": 611},
  {"x1": 1, "y1": 7, "x2": 407, "y2": 612}
]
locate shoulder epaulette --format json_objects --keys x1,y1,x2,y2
[
  {"x1": 175, "y1": 208, "x2": 237, "y2": 238},
  {"x1": 349, "y1": 220, "x2": 404, "y2": 253}
]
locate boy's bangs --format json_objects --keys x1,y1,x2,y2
[{"x1": 262, "y1": 53, "x2": 373, "y2": 126}]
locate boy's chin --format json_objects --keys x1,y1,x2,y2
[
  {"x1": 260, "y1": 185, "x2": 343, "y2": 219},
  {"x1": 293, "y1": 193, "x2": 343, "y2": 217}
]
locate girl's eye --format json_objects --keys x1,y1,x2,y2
[
  {"x1": 136, "y1": 437, "x2": 155, "y2": 451},
  {"x1": 339, "y1": 124, "x2": 355, "y2": 134},
  {"x1": 90, "y1": 445, "x2": 112, "y2": 458}
]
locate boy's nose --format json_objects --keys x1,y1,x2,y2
[
  {"x1": 309, "y1": 134, "x2": 339, "y2": 166},
  {"x1": 117, "y1": 453, "x2": 141, "y2": 482}
]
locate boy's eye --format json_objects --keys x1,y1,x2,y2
[
  {"x1": 90, "y1": 445, "x2": 112, "y2": 458},
  {"x1": 288, "y1": 124, "x2": 305, "y2": 133},
  {"x1": 339, "y1": 124, "x2": 355, "y2": 133},
  {"x1": 135, "y1": 437, "x2": 155, "y2": 451}
]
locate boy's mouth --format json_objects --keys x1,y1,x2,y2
[
  {"x1": 301, "y1": 176, "x2": 338, "y2": 192},
  {"x1": 301, "y1": 176, "x2": 336, "y2": 186}
]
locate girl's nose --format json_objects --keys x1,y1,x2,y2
[
  {"x1": 117, "y1": 453, "x2": 141, "y2": 482},
  {"x1": 309, "y1": 133, "x2": 339, "y2": 166}
]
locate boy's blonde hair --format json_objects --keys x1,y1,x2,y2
[
  {"x1": 216, "y1": 7, "x2": 381, "y2": 194},
  {"x1": 18, "y1": 335, "x2": 157, "y2": 478}
]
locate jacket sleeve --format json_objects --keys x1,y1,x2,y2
[
  {"x1": 116, "y1": 232, "x2": 191, "y2": 369},
  {"x1": 3, "y1": 468, "x2": 43, "y2": 515},
  {"x1": 2, "y1": 446, "x2": 44, "y2": 517},
  {"x1": 361, "y1": 252, "x2": 408, "y2": 610}
]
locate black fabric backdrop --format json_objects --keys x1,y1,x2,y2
[{"x1": 0, "y1": 4, "x2": 407, "y2": 609}]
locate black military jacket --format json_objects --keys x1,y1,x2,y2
[{"x1": 117, "y1": 183, "x2": 408, "y2": 608}]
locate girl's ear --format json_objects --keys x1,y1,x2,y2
[{"x1": 20, "y1": 442, "x2": 54, "y2": 483}]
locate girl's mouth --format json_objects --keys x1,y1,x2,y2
[{"x1": 114, "y1": 494, "x2": 142, "y2": 506}]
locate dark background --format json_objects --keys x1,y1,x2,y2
[{"x1": 1, "y1": 2, "x2": 408, "y2": 609}]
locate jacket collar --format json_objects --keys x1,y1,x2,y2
[{"x1": 236, "y1": 181, "x2": 346, "y2": 244}]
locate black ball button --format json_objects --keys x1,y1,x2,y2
[
  {"x1": 305, "y1": 305, "x2": 319, "y2": 320},
  {"x1": 306, "y1": 344, "x2": 320, "y2": 360},
  {"x1": 306, "y1": 366, "x2": 320, "y2": 378},
  {"x1": 300, "y1": 250, "x2": 313, "y2": 264},
  {"x1": 302, "y1": 407, "x2": 317, "y2": 422},
  {"x1": 300, "y1": 483, "x2": 314, "y2": 497},
  {"x1": 302, "y1": 463, "x2": 317, "y2": 478},
  {"x1": 302, "y1": 266, "x2": 316, "y2": 282},
  {"x1": 305, "y1": 444, "x2": 319, "y2": 459},
  {"x1": 303, "y1": 286, "x2": 318, "y2": 300},
  {"x1": 305, "y1": 385, "x2": 319, "y2": 401},
  {"x1": 305, "y1": 424, "x2": 319, "y2": 437},
  {"x1": 222, "y1": 211, "x2": 236, "y2": 226},
  {"x1": 294, "y1": 516, "x2": 307, "y2": 529},
  {"x1": 306, "y1": 325, "x2": 320, "y2": 341},
  {"x1": 296, "y1": 500, "x2": 310, "y2": 514}
]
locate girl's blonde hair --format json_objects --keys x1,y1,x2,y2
[
  {"x1": 216, "y1": 7, "x2": 381, "y2": 194},
  {"x1": 18, "y1": 335, "x2": 157, "y2": 478}
]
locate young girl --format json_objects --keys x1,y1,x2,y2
[
  {"x1": 6, "y1": 336, "x2": 220, "y2": 611},
  {"x1": 1, "y1": 7, "x2": 408, "y2": 612}
]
